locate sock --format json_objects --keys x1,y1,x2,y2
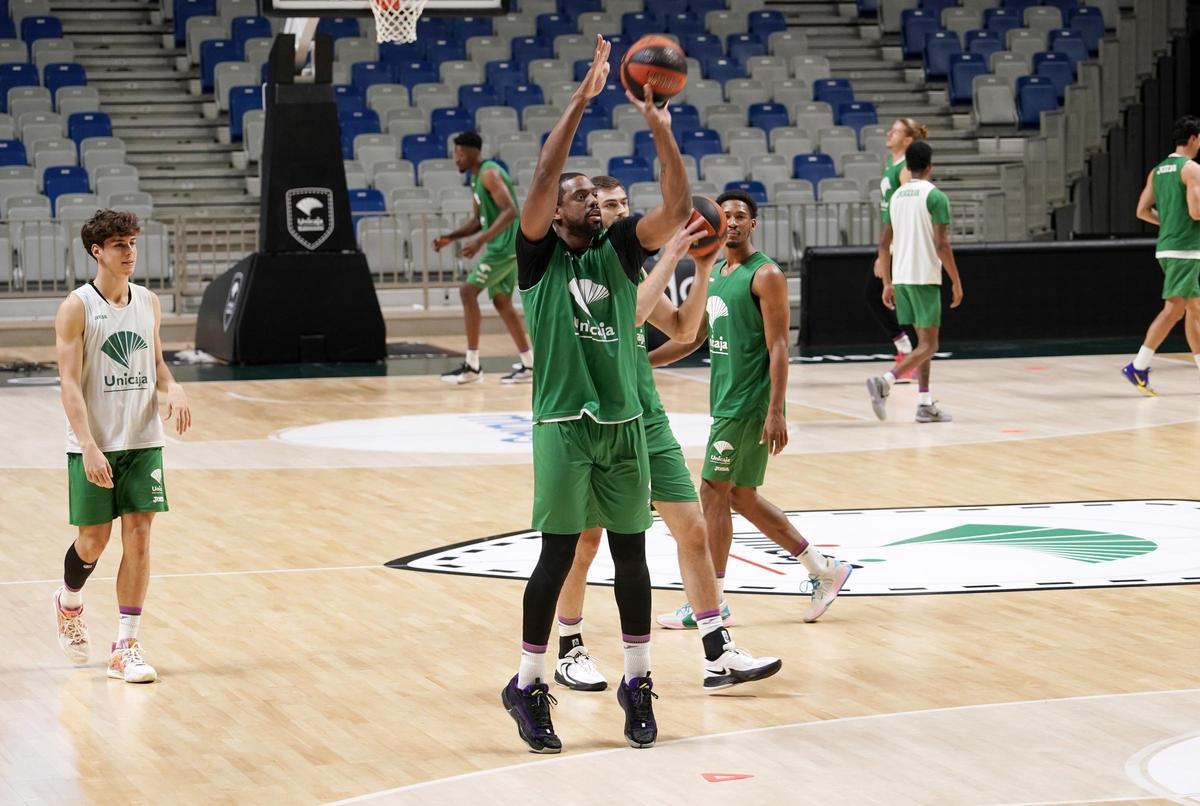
[
  {"x1": 894, "y1": 333, "x2": 913, "y2": 354},
  {"x1": 518, "y1": 644, "x2": 546, "y2": 688},
  {"x1": 1133, "y1": 345, "x2": 1154, "y2": 371},
  {"x1": 63, "y1": 542, "x2": 97, "y2": 594},
  {"x1": 59, "y1": 586, "x2": 82, "y2": 610},
  {"x1": 883, "y1": 371, "x2": 896, "y2": 387},
  {"x1": 622, "y1": 635, "x2": 651, "y2": 681},
  {"x1": 795, "y1": 546, "x2": 829, "y2": 575},
  {"x1": 715, "y1": 571, "x2": 725, "y2": 598},
  {"x1": 519, "y1": 349, "x2": 534, "y2": 368},
  {"x1": 919, "y1": 389, "x2": 933, "y2": 406},
  {"x1": 1193, "y1": 355, "x2": 1200, "y2": 373},
  {"x1": 696, "y1": 610, "x2": 728, "y2": 661},
  {"x1": 465, "y1": 348, "x2": 480, "y2": 370},
  {"x1": 557, "y1": 616, "x2": 583, "y2": 657},
  {"x1": 117, "y1": 606, "x2": 141, "y2": 643}
]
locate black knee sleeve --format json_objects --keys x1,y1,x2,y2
[
  {"x1": 607, "y1": 531, "x2": 651, "y2": 637},
  {"x1": 63, "y1": 542, "x2": 97, "y2": 591},
  {"x1": 863, "y1": 267, "x2": 903, "y2": 341},
  {"x1": 521, "y1": 532, "x2": 579, "y2": 647}
]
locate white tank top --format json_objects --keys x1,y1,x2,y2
[{"x1": 65, "y1": 282, "x2": 166, "y2": 453}]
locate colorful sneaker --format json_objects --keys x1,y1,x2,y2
[
  {"x1": 616, "y1": 675, "x2": 658, "y2": 748},
  {"x1": 554, "y1": 645, "x2": 607, "y2": 692},
  {"x1": 440, "y1": 362, "x2": 482, "y2": 385},
  {"x1": 501, "y1": 675, "x2": 561, "y2": 753},
  {"x1": 500, "y1": 364, "x2": 533, "y2": 384},
  {"x1": 54, "y1": 587, "x2": 89, "y2": 665},
  {"x1": 656, "y1": 600, "x2": 733, "y2": 630},
  {"x1": 107, "y1": 638, "x2": 157, "y2": 683},
  {"x1": 803, "y1": 560, "x2": 853, "y2": 623},
  {"x1": 703, "y1": 645, "x2": 782, "y2": 691},
  {"x1": 1121, "y1": 363, "x2": 1157, "y2": 396},
  {"x1": 866, "y1": 376, "x2": 890, "y2": 420},
  {"x1": 892, "y1": 353, "x2": 917, "y2": 384},
  {"x1": 915, "y1": 403, "x2": 953, "y2": 423}
]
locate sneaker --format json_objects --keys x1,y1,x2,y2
[
  {"x1": 500, "y1": 364, "x2": 533, "y2": 384},
  {"x1": 554, "y1": 645, "x2": 607, "y2": 692},
  {"x1": 501, "y1": 675, "x2": 561, "y2": 753},
  {"x1": 1121, "y1": 363, "x2": 1157, "y2": 396},
  {"x1": 866, "y1": 376, "x2": 890, "y2": 421},
  {"x1": 703, "y1": 645, "x2": 782, "y2": 691},
  {"x1": 440, "y1": 362, "x2": 482, "y2": 385},
  {"x1": 107, "y1": 638, "x2": 157, "y2": 683},
  {"x1": 892, "y1": 353, "x2": 917, "y2": 384},
  {"x1": 54, "y1": 587, "x2": 89, "y2": 665},
  {"x1": 803, "y1": 560, "x2": 853, "y2": 623},
  {"x1": 915, "y1": 403, "x2": 953, "y2": 423},
  {"x1": 656, "y1": 600, "x2": 733, "y2": 630},
  {"x1": 616, "y1": 675, "x2": 658, "y2": 748}
]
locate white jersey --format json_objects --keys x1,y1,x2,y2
[
  {"x1": 888, "y1": 178, "x2": 952, "y2": 285},
  {"x1": 65, "y1": 282, "x2": 165, "y2": 453}
]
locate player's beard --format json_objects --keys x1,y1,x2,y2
[{"x1": 563, "y1": 215, "x2": 601, "y2": 240}]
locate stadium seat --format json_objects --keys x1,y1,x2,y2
[
  {"x1": 338, "y1": 109, "x2": 381, "y2": 159},
  {"x1": 228, "y1": 85, "x2": 260, "y2": 141},
  {"x1": 1033, "y1": 51, "x2": 1075, "y2": 100},
  {"x1": 668, "y1": 104, "x2": 702, "y2": 139},
  {"x1": 726, "y1": 33, "x2": 766, "y2": 64},
  {"x1": 31, "y1": 38, "x2": 73, "y2": 74},
  {"x1": 837, "y1": 101, "x2": 878, "y2": 135},
  {"x1": 983, "y1": 7, "x2": 1022, "y2": 38},
  {"x1": 724, "y1": 179, "x2": 767, "y2": 204},
  {"x1": 704, "y1": 57, "x2": 745, "y2": 82},
  {"x1": 230, "y1": 15, "x2": 271, "y2": 47},
  {"x1": 20, "y1": 15, "x2": 62, "y2": 55},
  {"x1": 747, "y1": 10, "x2": 786, "y2": 40},
  {"x1": 430, "y1": 107, "x2": 472, "y2": 144},
  {"x1": 924, "y1": 30, "x2": 962, "y2": 81},
  {"x1": 0, "y1": 139, "x2": 26, "y2": 166},
  {"x1": 174, "y1": 0, "x2": 217, "y2": 46},
  {"x1": 55, "y1": 86, "x2": 100, "y2": 119},
  {"x1": 679, "y1": 128, "x2": 722, "y2": 161},
  {"x1": 503, "y1": 85, "x2": 544, "y2": 122},
  {"x1": 484, "y1": 60, "x2": 525, "y2": 98},
  {"x1": 199, "y1": 40, "x2": 240, "y2": 93},
  {"x1": 42, "y1": 63, "x2": 87, "y2": 99},
  {"x1": 1015, "y1": 74, "x2": 1058, "y2": 129},
  {"x1": 536, "y1": 13, "x2": 576, "y2": 40},
  {"x1": 347, "y1": 187, "x2": 386, "y2": 230},
  {"x1": 813, "y1": 78, "x2": 854, "y2": 107},
  {"x1": 67, "y1": 112, "x2": 112, "y2": 147},
  {"x1": 393, "y1": 61, "x2": 437, "y2": 90},
  {"x1": 621, "y1": 12, "x2": 660, "y2": 39},
  {"x1": 966, "y1": 29, "x2": 1003, "y2": 61},
  {"x1": 900, "y1": 9, "x2": 940, "y2": 60},
  {"x1": 682, "y1": 33, "x2": 723, "y2": 61},
  {"x1": 948, "y1": 53, "x2": 988, "y2": 106},
  {"x1": 793, "y1": 153, "x2": 837, "y2": 189},
  {"x1": 973, "y1": 74, "x2": 1017, "y2": 125},
  {"x1": 747, "y1": 102, "x2": 790, "y2": 135},
  {"x1": 458, "y1": 84, "x2": 499, "y2": 117},
  {"x1": 1049, "y1": 28, "x2": 1090, "y2": 65},
  {"x1": 1068, "y1": 6, "x2": 1105, "y2": 54},
  {"x1": 1001, "y1": 0, "x2": 1039, "y2": 13},
  {"x1": 920, "y1": 0, "x2": 958, "y2": 16},
  {"x1": 608, "y1": 155, "x2": 654, "y2": 188},
  {"x1": 42, "y1": 165, "x2": 88, "y2": 214},
  {"x1": 454, "y1": 15, "x2": 494, "y2": 39},
  {"x1": 664, "y1": 13, "x2": 705, "y2": 37},
  {"x1": 316, "y1": 17, "x2": 360, "y2": 39},
  {"x1": 1024, "y1": 6, "x2": 1064, "y2": 35},
  {"x1": 333, "y1": 84, "x2": 368, "y2": 116},
  {"x1": 509, "y1": 36, "x2": 553, "y2": 67},
  {"x1": 0, "y1": 64, "x2": 38, "y2": 112},
  {"x1": 942, "y1": 7, "x2": 982, "y2": 40},
  {"x1": 350, "y1": 62, "x2": 394, "y2": 96}
]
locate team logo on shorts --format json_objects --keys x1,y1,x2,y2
[
  {"x1": 285, "y1": 188, "x2": 335, "y2": 250},
  {"x1": 709, "y1": 439, "x2": 735, "y2": 470}
]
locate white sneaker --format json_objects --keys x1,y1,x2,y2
[
  {"x1": 54, "y1": 587, "x2": 89, "y2": 665},
  {"x1": 656, "y1": 600, "x2": 734, "y2": 629},
  {"x1": 500, "y1": 364, "x2": 533, "y2": 384},
  {"x1": 107, "y1": 638, "x2": 157, "y2": 683},
  {"x1": 553, "y1": 645, "x2": 607, "y2": 691},
  {"x1": 803, "y1": 560, "x2": 853, "y2": 623},
  {"x1": 703, "y1": 644, "x2": 782, "y2": 691},
  {"x1": 440, "y1": 362, "x2": 483, "y2": 384}
]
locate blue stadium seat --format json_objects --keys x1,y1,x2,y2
[
  {"x1": 966, "y1": 30, "x2": 1004, "y2": 62},
  {"x1": 458, "y1": 84, "x2": 499, "y2": 117},
  {"x1": 0, "y1": 17, "x2": 13, "y2": 39},
  {"x1": 633, "y1": 129, "x2": 658, "y2": 164},
  {"x1": 594, "y1": 84, "x2": 628, "y2": 116},
  {"x1": 348, "y1": 188, "x2": 386, "y2": 230},
  {"x1": 688, "y1": 0, "x2": 726, "y2": 14},
  {"x1": 813, "y1": 78, "x2": 854, "y2": 107},
  {"x1": 485, "y1": 60, "x2": 526, "y2": 97},
  {"x1": 174, "y1": 0, "x2": 216, "y2": 46},
  {"x1": 573, "y1": 59, "x2": 593, "y2": 81},
  {"x1": 43, "y1": 63, "x2": 87, "y2": 98},
  {"x1": 1000, "y1": 0, "x2": 1039, "y2": 13},
  {"x1": 560, "y1": 0, "x2": 602, "y2": 12},
  {"x1": 837, "y1": 101, "x2": 878, "y2": 133},
  {"x1": 454, "y1": 16, "x2": 494, "y2": 39},
  {"x1": 229, "y1": 85, "x2": 261, "y2": 141},
  {"x1": 608, "y1": 155, "x2": 654, "y2": 187},
  {"x1": 431, "y1": 107, "x2": 471, "y2": 143},
  {"x1": 747, "y1": 10, "x2": 787, "y2": 39},
  {"x1": 393, "y1": 61, "x2": 438, "y2": 90},
  {"x1": 664, "y1": 13, "x2": 705, "y2": 37},
  {"x1": 339, "y1": 109, "x2": 381, "y2": 158},
  {"x1": 703, "y1": 57, "x2": 744, "y2": 82},
  {"x1": 0, "y1": 139, "x2": 26, "y2": 165},
  {"x1": 793, "y1": 153, "x2": 837, "y2": 188},
  {"x1": 622, "y1": 12, "x2": 661, "y2": 39},
  {"x1": 680, "y1": 128, "x2": 722, "y2": 161},
  {"x1": 727, "y1": 33, "x2": 766, "y2": 64},
  {"x1": 317, "y1": 17, "x2": 360, "y2": 39},
  {"x1": 231, "y1": 16, "x2": 272, "y2": 48},
  {"x1": 682, "y1": 34, "x2": 723, "y2": 61},
  {"x1": 0, "y1": 63, "x2": 38, "y2": 110},
  {"x1": 379, "y1": 41, "x2": 422, "y2": 66},
  {"x1": 920, "y1": 0, "x2": 958, "y2": 14},
  {"x1": 536, "y1": 13, "x2": 576, "y2": 40},
  {"x1": 577, "y1": 111, "x2": 610, "y2": 139},
  {"x1": 669, "y1": 103, "x2": 702, "y2": 138},
  {"x1": 67, "y1": 112, "x2": 112, "y2": 146},
  {"x1": 653, "y1": 0, "x2": 689, "y2": 14},
  {"x1": 510, "y1": 36, "x2": 553, "y2": 66},
  {"x1": 1015, "y1": 74, "x2": 1058, "y2": 129},
  {"x1": 857, "y1": 0, "x2": 880, "y2": 17},
  {"x1": 415, "y1": 16, "x2": 452, "y2": 41},
  {"x1": 1069, "y1": 6, "x2": 1105, "y2": 53},
  {"x1": 352, "y1": 62, "x2": 394, "y2": 95},
  {"x1": 747, "y1": 102, "x2": 789, "y2": 134},
  {"x1": 947, "y1": 53, "x2": 988, "y2": 105},
  {"x1": 1042, "y1": 0, "x2": 1081, "y2": 17},
  {"x1": 1049, "y1": 29, "x2": 1089, "y2": 65},
  {"x1": 924, "y1": 30, "x2": 962, "y2": 81},
  {"x1": 425, "y1": 38, "x2": 466, "y2": 63},
  {"x1": 402, "y1": 133, "x2": 445, "y2": 163},
  {"x1": 724, "y1": 180, "x2": 767, "y2": 204},
  {"x1": 606, "y1": 35, "x2": 631, "y2": 67},
  {"x1": 21, "y1": 16, "x2": 63, "y2": 53},
  {"x1": 44, "y1": 165, "x2": 89, "y2": 214},
  {"x1": 983, "y1": 8, "x2": 1022, "y2": 38},
  {"x1": 503, "y1": 85, "x2": 544, "y2": 121},
  {"x1": 334, "y1": 84, "x2": 368, "y2": 115},
  {"x1": 900, "y1": 9, "x2": 940, "y2": 60},
  {"x1": 1033, "y1": 51, "x2": 1074, "y2": 100},
  {"x1": 539, "y1": 130, "x2": 589, "y2": 156},
  {"x1": 199, "y1": 39, "x2": 241, "y2": 93}
]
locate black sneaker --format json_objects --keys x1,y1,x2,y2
[
  {"x1": 501, "y1": 675, "x2": 562, "y2": 754},
  {"x1": 441, "y1": 362, "x2": 482, "y2": 385},
  {"x1": 616, "y1": 675, "x2": 658, "y2": 748},
  {"x1": 500, "y1": 364, "x2": 533, "y2": 384}
]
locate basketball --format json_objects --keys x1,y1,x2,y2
[
  {"x1": 620, "y1": 35, "x2": 688, "y2": 107},
  {"x1": 687, "y1": 194, "x2": 727, "y2": 257}
]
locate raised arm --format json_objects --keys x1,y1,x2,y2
[
  {"x1": 461, "y1": 167, "x2": 517, "y2": 259},
  {"x1": 629, "y1": 92, "x2": 691, "y2": 250},
  {"x1": 520, "y1": 36, "x2": 610, "y2": 240},
  {"x1": 150, "y1": 293, "x2": 190, "y2": 435},
  {"x1": 636, "y1": 217, "x2": 705, "y2": 325},
  {"x1": 646, "y1": 244, "x2": 718, "y2": 340},
  {"x1": 751, "y1": 264, "x2": 791, "y2": 455},
  {"x1": 55, "y1": 295, "x2": 112, "y2": 488},
  {"x1": 1135, "y1": 169, "x2": 1159, "y2": 226}
]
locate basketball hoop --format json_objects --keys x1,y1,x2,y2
[{"x1": 369, "y1": 0, "x2": 428, "y2": 44}]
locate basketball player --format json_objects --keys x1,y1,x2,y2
[
  {"x1": 649, "y1": 190, "x2": 854, "y2": 624},
  {"x1": 553, "y1": 175, "x2": 781, "y2": 695},
  {"x1": 434, "y1": 131, "x2": 534, "y2": 384},
  {"x1": 52, "y1": 210, "x2": 191, "y2": 683},
  {"x1": 866, "y1": 141, "x2": 963, "y2": 422},
  {"x1": 500, "y1": 36, "x2": 690, "y2": 754},
  {"x1": 870, "y1": 118, "x2": 928, "y2": 382},
  {"x1": 1123, "y1": 115, "x2": 1200, "y2": 394}
]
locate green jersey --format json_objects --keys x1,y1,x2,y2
[
  {"x1": 1152, "y1": 153, "x2": 1200, "y2": 258},
  {"x1": 634, "y1": 323, "x2": 667, "y2": 421},
  {"x1": 706, "y1": 251, "x2": 774, "y2": 420},
  {"x1": 473, "y1": 160, "x2": 519, "y2": 260},
  {"x1": 517, "y1": 217, "x2": 649, "y2": 424},
  {"x1": 880, "y1": 155, "x2": 906, "y2": 224}
]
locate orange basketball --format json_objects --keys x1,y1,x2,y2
[
  {"x1": 687, "y1": 195, "x2": 727, "y2": 257},
  {"x1": 620, "y1": 35, "x2": 688, "y2": 108}
]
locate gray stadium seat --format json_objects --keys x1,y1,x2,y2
[
  {"x1": 439, "y1": 61, "x2": 484, "y2": 93},
  {"x1": 136, "y1": 220, "x2": 171, "y2": 282},
  {"x1": 8, "y1": 86, "x2": 51, "y2": 119},
  {"x1": 699, "y1": 154, "x2": 744, "y2": 188},
  {"x1": 576, "y1": 13, "x2": 608, "y2": 40},
  {"x1": 725, "y1": 79, "x2": 770, "y2": 108},
  {"x1": 10, "y1": 0, "x2": 51, "y2": 26},
  {"x1": 942, "y1": 8, "x2": 982, "y2": 40},
  {"x1": 32, "y1": 39, "x2": 74, "y2": 73},
  {"x1": 343, "y1": 160, "x2": 367, "y2": 189},
  {"x1": 859, "y1": 125, "x2": 890, "y2": 156},
  {"x1": 767, "y1": 31, "x2": 808, "y2": 61},
  {"x1": 773, "y1": 179, "x2": 815, "y2": 203},
  {"x1": 528, "y1": 59, "x2": 570, "y2": 89},
  {"x1": 496, "y1": 132, "x2": 539, "y2": 165},
  {"x1": 747, "y1": 56, "x2": 789, "y2": 88},
  {"x1": 879, "y1": 0, "x2": 919, "y2": 34},
  {"x1": 770, "y1": 79, "x2": 810, "y2": 110},
  {"x1": 0, "y1": 39, "x2": 24, "y2": 66},
  {"x1": 217, "y1": 0, "x2": 257, "y2": 24},
  {"x1": 105, "y1": 192, "x2": 154, "y2": 220},
  {"x1": 562, "y1": 156, "x2": 602, "y2": 177},
  {"x1": 411, "y1": 83, "x2": 451, "y2": 115},
  {"x1": 1024, "y1": 6, "x2": 1063, "y2": 35},
  {"x1": 973, "y1": 75, "x2": 1018, "y2": 126},
  {"x1": 819, "y1": 178, "x2": 866, "y2": 203},
  {"x1": 770, "y1": 128, "x2": 815, "y2": 168},
  {"x1": 385, "y1": 107, "x2": 428, "y2": 139},
  {"x1": 512, "y1": 157, "x2": 537, "y2": 188},
  {"x1": 215, "y1": 62, "x2": 255, "y2": 112},
  {"x1": 358, "y1": 217, "x2": 409, "y2": 279},
  {"x1": 704, "y1": 103, "x2": 746, "y2": 137},
  {"x1": 588, "y1": 129, "x2": 632, "y2": 165},
  {"x1": 842, "y1": 152, "x2": 884, "y2": 194},
  {"x1": 466, "y1": 36, "x2": 508, "y2": 64},
  {"x1": 1007, "y1": 28, "x2": 1046, "y2": 62},
  {"x1": 554, "y1": 36, "x2": 594, "y2": 65},
  {"x1": 0, "y1": 112, "x2": 12, "y2": 140},
  {"x1": 243, "y1": 110, "x2": 265, "y2": 162},
  {"x1": 793, "y1": 102, "x2": 835, "y2": 141},
  {"x1": 97, "y1": 174, "x2": 141, "y2": 204},
  {"x1": 418, "y1": 159, "x2": 463, "y2": 189},
  {"x1": 627, "y1": 181, "x2": 660, "y2": 212},
  {"x1": 373, "y1": 163, "x2": 416, "y2": 200},
  {"x1": 81, "y1": 138, "x2": 127, "y2": 175},
  {"x1": 476, "y1": 106, "x2": 520, "y2": 140},
  {"x1": 243, "y1": 37, "x2": 273, "y2": 68},
  {"x1": 705, "y1": 10, "x2": 747, "y2": 39},
  {"x1": 725, "y1": 127, "x2": 769, "y2": 163},
  {"x1": 991, "y1": 52, "x2": 1031, "y2": 89},
  {"x1": 547, "y1": 81, "x2": 578, "y2": 111},
  {"x1": 408, "y1": 226, "x2": 456, "y2": 278},
  {"x1": 354, "y1": 133, "x2": 401, "y2": 182},
  {"x1": 392, "y1": 187, "x2": 434, "y2": 214},
  {"x1": 34, "y1": 142, "x2": 78, "y2": 186},
  {"x1": 90, "y1": 163, "x2": 138, "y2": 189},
  {"x1": 0, "y1": 166, "x2": 35, "y2": 209},
  {"x1": 522, "y1": 107, "x2": 561, "y2": 141},
  {"x1": 19, "y1": 111, "x2": 64, "y2": 149},
  {"x1": 335, "y1": 37, "x2": 378, "y2": 65},
  {"x1": 187, "y1": 16, "x2": 225, "y2": 66},
  {"x1": 680, "y1": 79, "x2": 723, "y2": 112},
  {"x1": 494, "y1": 13, "x2": 535, "y2": 40},
  {"x1": 754, "y1": 206, "x2": 792, "y2": 263},
  {"x1": 15, "y1": 220, "x2": 67, "y2": 287},
  {"x1": 653, "y1": 155, "x2": 700, "y2": 183},
  {"x1": 56, "y1": 87, "x2": 101, "y2": 120},
  {"x1": 817, "y1": 127, "x2": 860, "y2": 172},
  {"x1": 747, "y1": 153, "x2": 788, "y2": 184},
  {"x1": 367, "y1": 84, "x2": 410, "y2": 116},
  {"x1": 791, "y1": 56, "x2": 832, "y2": 89}
]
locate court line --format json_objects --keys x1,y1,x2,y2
[
  {"x1": 225, "y1": 390, "x2": 463, "y2": 406},
  {"x1": 0, "y1": 563, "x2": 386, "y2": 587},
  {"x1": 983, "y1": 798, "x2": 1161, "y2": 806},
  {"x1": 1124, "y1": 729, "x2": 1200, "y2": 806},
  {"x1": 325, "y1": 687, "x2": 1200, "y2": 805},
  {"x1": 658, "y1": 367, "x2": 872, "y2": 421}
]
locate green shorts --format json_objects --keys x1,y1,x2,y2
[
  {"x1": 467, "y1": 254, "x2": 517, "y2": 298},
  {"x1": 701, "y1": 417, "x2": 769, "y2": 488},
  {"x1": 644, "y1": 414, "x2": 699, "y2": 504},
  {"x1": 894, "y1": 283, "x2": 942, "y2": 328},
  {"x1": 532, "y1": 417, "x2": 651, "y2": 534},
  {"x1": 1159, "y1": 258, "x2": 1200, "y2": 300},
  {"x1": 68, "y1": 447, "x2": 168, "y2": 526}
]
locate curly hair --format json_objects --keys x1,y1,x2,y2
[{"x1": 81, "y1": 209, "x2": 141, "y2": 260}]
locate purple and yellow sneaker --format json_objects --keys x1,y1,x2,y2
[
  {"x1": 616, "y1": 675, "x2": 659, "y2": 748},
  {"x1": 1121, "y1": 363, "x2": 1157, "y2": 396},
  {"x1": 501, "y1": 675, "x2": 561, "y2": 753}
]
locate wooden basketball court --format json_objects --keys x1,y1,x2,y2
[{"x1": 2, "y1": 342, "x2": 1198, "y2": 804}]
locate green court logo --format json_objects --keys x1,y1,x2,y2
[
  {"x1": 101, "y1": 331, "x2": 148, "y2": 369},
  {"x1": 886, "y1": 524, "x2": 1157, "y2": 564}
]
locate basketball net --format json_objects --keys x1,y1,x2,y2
[{"x1": 369, "y1": 0, "x2": 428, "y2": 44}]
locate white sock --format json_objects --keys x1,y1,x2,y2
[
  {"x1": 517, "y1": 647, "x2": 545, "y2": 688},
  {"x1": 1193, "y1": 355, "x2": 1200, "y2": 373},
  {"x1": 1133, "y1": 345, "x2": 1155, "y2": 371},
  {"x1": 696, "y1": 613, "x2": 724, "y2": 640},
  {"x1": 465, "y1": 348, "x2": 480, "y2": 370},
  {"x1": 519, "y1": 349, "x2": 533, "y2": 368},
  {"x1": 796, "y1": 546, "x2": 828, "y2": 575},
  {"x1": 622, "y1": 639, "x2": 651, "y2": 681},
  {"x1": 894, "y1": 333, "x2": 913, "y2": 354},
  {"x1": 60, "y1": 586, "x2": 82, "y2": 610},
  {"x1": 117, "y1": 613, "x2": 140, "y2": 643},
  {"x1": 716, "y1": 575, "x2": 725, "y2": 597},
  {"x1": 883, "y1": 371, "x2": 896, "y2": 387},
  {"x1": 919, "y1": 391, "x2": 933, "y2": 406}
]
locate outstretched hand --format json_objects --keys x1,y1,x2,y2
[
  {"x1": 660, "y1": 216, "x2": 708, "y2": 261},
  {"x1": 626, "y1": 83, "x2": 671, "y2": 129},
  {"x1": 575, "y1": 35, "x2": 611, "y2": 101}
]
